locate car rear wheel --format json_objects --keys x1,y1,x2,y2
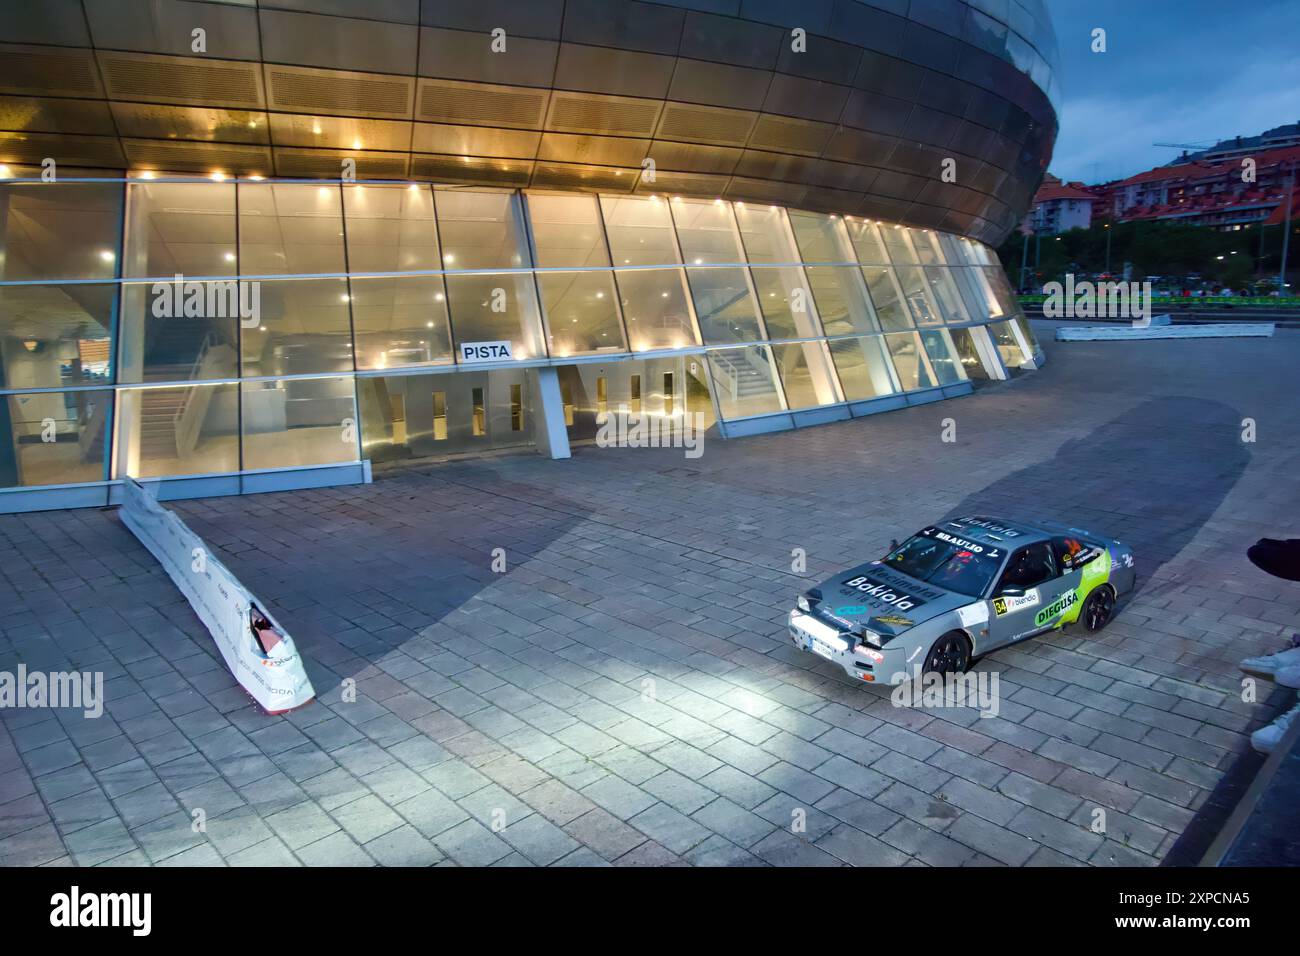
[
  {"x1": 1081, "y1": 586, "x2": 1115, "y2": 632},
  {"x1": 923, "y1": 631, "x2": 971, "y2": 677}
]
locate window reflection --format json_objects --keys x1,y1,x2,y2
[
  {"x1": 242, "y1": 278, "x2": 353, "y2": 377},
  {"x1": 538, "y1": 271, "x2": 626, "y2": 356},
  {"x1": 733, "y1": 203, "x2": 800, "y2": 263},
  {"x1": 686, "y1": 267, "x2": 764, "y2": 344},
  {"x1": 671, "y1": 198, "x2": 743, "y2": 265},
  {"x1": 238, "y1": 183, "x2": 346, "y2": 276},
  {"x1": 0, "y1": 182, "x2": 122, "y2": 282},
  {"x1": 749, "y1": 267, "x2": 819, "y2": 339},
  {"x1": 788, "y1": 211, "x2": 856, "y2": 263},
  {"x1": 445, "y1": 273, "x2": 545, "y2": 360},
  {"x1": 342, "y1": 184, "x2": 439, "y2": 274},
  {"x1": 828, "y1": 336, "x2": 897, "y2": 401},
  {"x1": 0, "y1": 284, "x2": 115, "y2": 388},
  {"x1": 771, "y1": 341, "x2": 842, "y2": 409},
  {"x1": 350, "y1": 275, "x2": 452, "y2": 370},
  {"x1": 600, "y1": 195, "x2": 680, "y2": 266},
  {"x1": 0, "y1": 388, "x2": 111, "y2": 487},
  {"x1": 125, "y1": 182, "x2": 236, "y2": 278},
  {"x1": 526, "y1": 193, "x2": 610, "y2": 268},
  {"x1": 118, "y1": 281, "x2": 238, "y2": 383},
  {"x1": 614, "y1": 268, "x2": 699, "y2": 351},
  {"x1": 806, "y1": 266, "x2": 878, "y2": 336},
  {"x1": 707, "y1": 345, "x2": 784, "y2": 419},
  {"x1": 884, "y1": 331, "x2": 937, "y2": 391},
  {"x1": 241, "y1": 376, "x2": 357, "y2": 470},
  {"x1": 117, "y1": 383, "x2": 238, "y2": 478},
  {"x1": 436, "y1": 189, "x2": 532, "y2": 270},
  {"x1": 919, "y1": 329, "x2": 967, "y2": 386}
]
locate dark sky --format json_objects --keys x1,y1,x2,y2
[{"x1": 1044, "y1": 0, "x2": 1300, "y2": 184}]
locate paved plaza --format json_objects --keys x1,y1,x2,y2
[{"x1": 3, "y1": 322, "x2": 1299, "y2": 867}]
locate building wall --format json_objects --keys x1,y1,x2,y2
[{"x1": 0, "y1": 0, "x2": 1059, "y2": 247}]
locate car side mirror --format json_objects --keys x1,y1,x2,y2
[
  {"x1": 998, "y1": 585, "x2": 1026, "y2": 597},
  {"x1": 889, "y1": 538, "x2": 899, "y2": 551}
]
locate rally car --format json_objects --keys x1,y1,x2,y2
[{"x1": 788, "y1": 515, "x2": 1136, "y2": 685}]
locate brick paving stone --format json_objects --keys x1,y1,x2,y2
[{"x1": 4, "y1": 328, "x2": 1294, "y2": 867}]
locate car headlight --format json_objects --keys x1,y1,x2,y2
[
  {"x1": 796, "y1": 595, "x2": 811, "y2": 613},
  {"x1": 858, "y1": 628, "x2": 883, "y2": 648}
]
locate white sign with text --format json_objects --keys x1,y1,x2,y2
[{"x1": 459, "y1": 340, "x2": 514, "y2": 362}]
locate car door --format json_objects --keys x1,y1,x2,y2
[{"x1": 986, "y1": 540, "x2": 1070, "y2": 648}]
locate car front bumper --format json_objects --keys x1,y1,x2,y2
[{"x1": 788, "y1": 610, "x2": 912, "y2": 685}]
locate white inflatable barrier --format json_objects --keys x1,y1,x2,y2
[
  {"x1": 1055, "y1": 323, "x2": 1274, "y2": 341},
  {"x1": 120, "y1": 479, "x2": 315, "y2": 714}
]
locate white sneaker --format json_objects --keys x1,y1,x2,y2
[
  {"x1": 1240, "y1": 646, "x2": 1300, "y2": 679},
  {"x1": 1251, "y1": 701, "x2": 1300, "y2": 755},
  {"x1": 1276, "y1": 664, "x2": 1300, "y2": 690}
]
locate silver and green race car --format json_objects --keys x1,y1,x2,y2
[{"x1": 788, "y1": 515, "x2": 1136, "y2": 685}]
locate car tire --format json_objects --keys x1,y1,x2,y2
[
  {"x1": 923, "y1": 631, "x2": 972, "y2": 677},
  {"x1": 1081, "y1": 585, "x2": 1116, "y2": 632}
]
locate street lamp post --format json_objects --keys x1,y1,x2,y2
[
  {"x1": 1103, "y1": 223, "x2": 1112, "y2": 276},
  {"x1": 1280, "y1": 161, "x2": 1295, "y2": 296}
]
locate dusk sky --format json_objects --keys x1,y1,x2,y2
[{"x1": 1044, "y1": 0, "x2": 1300, "y2": 184}]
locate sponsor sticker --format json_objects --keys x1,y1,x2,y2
[
  {"x1": 956, "y1": 602, "x2": 989, "y2": 627},
  {"x1": 993, "y1": 588, "x2": 1040, "y2": 616},
  {"x1": 873, "y1": 613, "x2": 915, "y2": 629},
  {"x1": 1034, "y1": 590, "x2": 1078, "y2": 627},
  {"x1": 842, "y1": 575, "x2": 927, "y2": 611}
]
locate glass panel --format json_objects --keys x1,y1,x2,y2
[
  {"x1": 894, "y1": 265, "x2": 942, "y2": 326},
  {"x1": 0, "y1": 182, "x2": 122, "y2": 282},
  {"x1": 949, "y1": 326, "x2": 993, "y2": 380},
  {"x1": 1014, "y1": 314, "x2": 1041, "y2": 355},
  {"x1": 600, "y1": 195, "x2": 680, "y2": 266},
  {"x1": 672, "y1": 198, "x2": 742, "y2": 265},
  {"x1": 350, "y1": 275, "x2": 452, "y2": 371},
  {"x1": 525, "y1": 193, "x2": 609, "y2": 268},
  {"x1": 969, "y1": 266, "x2": 1004, "y2": 318},
  {"x1": 828, "y1": 336, "x2": 897, "y2": 401},
  {"x1": 983, "y1": 266, "x2": 1019, "y2": 316},
  {"x1": 805, "y1": 266, "x2": 878, "y2": 335},
  {"x1": 537, "y1": 271, "x2": 626, "y2": 357},
  {"x1": 117, "y1": 383, "x2": 238, "y2": 478},
  {"x1": 885, "y1": 331, "x2": 936, "y2": 390},
  {"x1": 614, "y1": 268, "x2": 698, "y2": 351},
  {"x1": 686, "y1": 268, "x2": 764, "y2": 344},
  {"x1": 707, "y1": 345, "x2": 784, "y2": 419},
  {"x1": 435, "y1": 189, "x2": 531, "y2": 269},
  {"x1": 358, "y1": 368, "x2": 535, "y2": 461},
  {"x1": 125, "y1": 182, "x2": 236, "y2": 278},
  {"x1": 0, "y1": 388, "x2": 111, "y2": 487},
  {"x1": 919, "y1": 329, "x2": 967, "y2": 385},
  {"x1": 860, "y1": 266, "x2": 912, "y2": 332},
  {"x1": 880, "y1": 224, "x2": 919, "y2": 265},
  {"x1": 845, "y1": 218, "x2": 891, "y2": 264},
  {"x1": 445, "y1": 273, "x2": 546, "y2": 360},
  {"x1": 733, "y1": 203, "x2": 800, "y2": 263},
  {"x1": 989, "y1": 320, "x2": 1029, "y2": 367},
  {"x1": 238, "y1": 183, "x2": 346, "y2": 276},
  {"x1": 951, "y1": 266, "x2": 992, "y2": 320},
  {"x1": 0, "y1": 284, "x2": 115, "y2": 388},
  {"x1": 242, "y1": 278, "x2": 353, "y2": 376},
  {"x1": 908, "y1": 228, "x2": 943, "y2": 265},
  {"x1": 788, "y1": 211, "x2": 856, "y2": 263},
  {"x1": 118, "y1": 281, "x2": 239, "y2": 383},
  {"x1": 342, "y1": 184, "x2": 439, "y2": 273},
  {"x1": 749, "y1": 267, "x2": 819, "y2": 339},
  {"x1": 923, "y1": 267, "x2": 968, "y2": 324},
  {"x1": 771, "y1": 342, "x2": 841, "y2": 409},
  {"x1": 241, "y1": 376, "x2": 358, "y2": 470}
]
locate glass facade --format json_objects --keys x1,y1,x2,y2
[{"x1": 0, "y1": 177, "x2": 1036, "y2": 493}]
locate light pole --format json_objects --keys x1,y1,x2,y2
[
  {"x1": 1103, "y1": 223, "x2": 1112, "y2": 276},
  {"x1": 1280, "y1": 161, "x2": 1295, "y2": 296}
]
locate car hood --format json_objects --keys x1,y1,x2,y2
[{"x1": 812, "y1": 561, "x2": 976, "y2": 640}]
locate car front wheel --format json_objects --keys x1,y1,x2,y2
[
  {"x1": 923, "y1": 631, "x2": 971, "y2": 677},
  {"x1": 1081, "y1": 586, "x2": 1116, "y2": 632}
]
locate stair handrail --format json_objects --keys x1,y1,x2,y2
[{"x1": 172, "y1": 331, "x2": 217, "y2": 458}]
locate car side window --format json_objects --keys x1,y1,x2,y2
[{"x1": 997, "y1": 542, "x2": 1058, "y2": 592}]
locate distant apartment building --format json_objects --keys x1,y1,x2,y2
[
  {"x1": 1026, "y1": 174, "x2": 1096, "y2": 234},
  {"x1": 1163, "y1": 122, "x2": 1300, "y2": 165},
  {"x1": 1098, "y1": 144, "x2": 1300, "y2": 232}
]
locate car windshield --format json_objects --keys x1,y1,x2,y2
[{"x1": 882, "y1": 531, "x2": 1002, "y2": 598}]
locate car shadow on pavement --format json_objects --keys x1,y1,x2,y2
[{"x1": 942, "y1": 394, "x2": 1284, "y2": 865}]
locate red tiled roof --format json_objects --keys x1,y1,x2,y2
[{"x1": 1034, "y1": 182, "x2": 1097, "y2": 203}]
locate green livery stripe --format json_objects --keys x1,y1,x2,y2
[{"x1": 1061, "y1": 550, "x2": 1112, "y2": 626}]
